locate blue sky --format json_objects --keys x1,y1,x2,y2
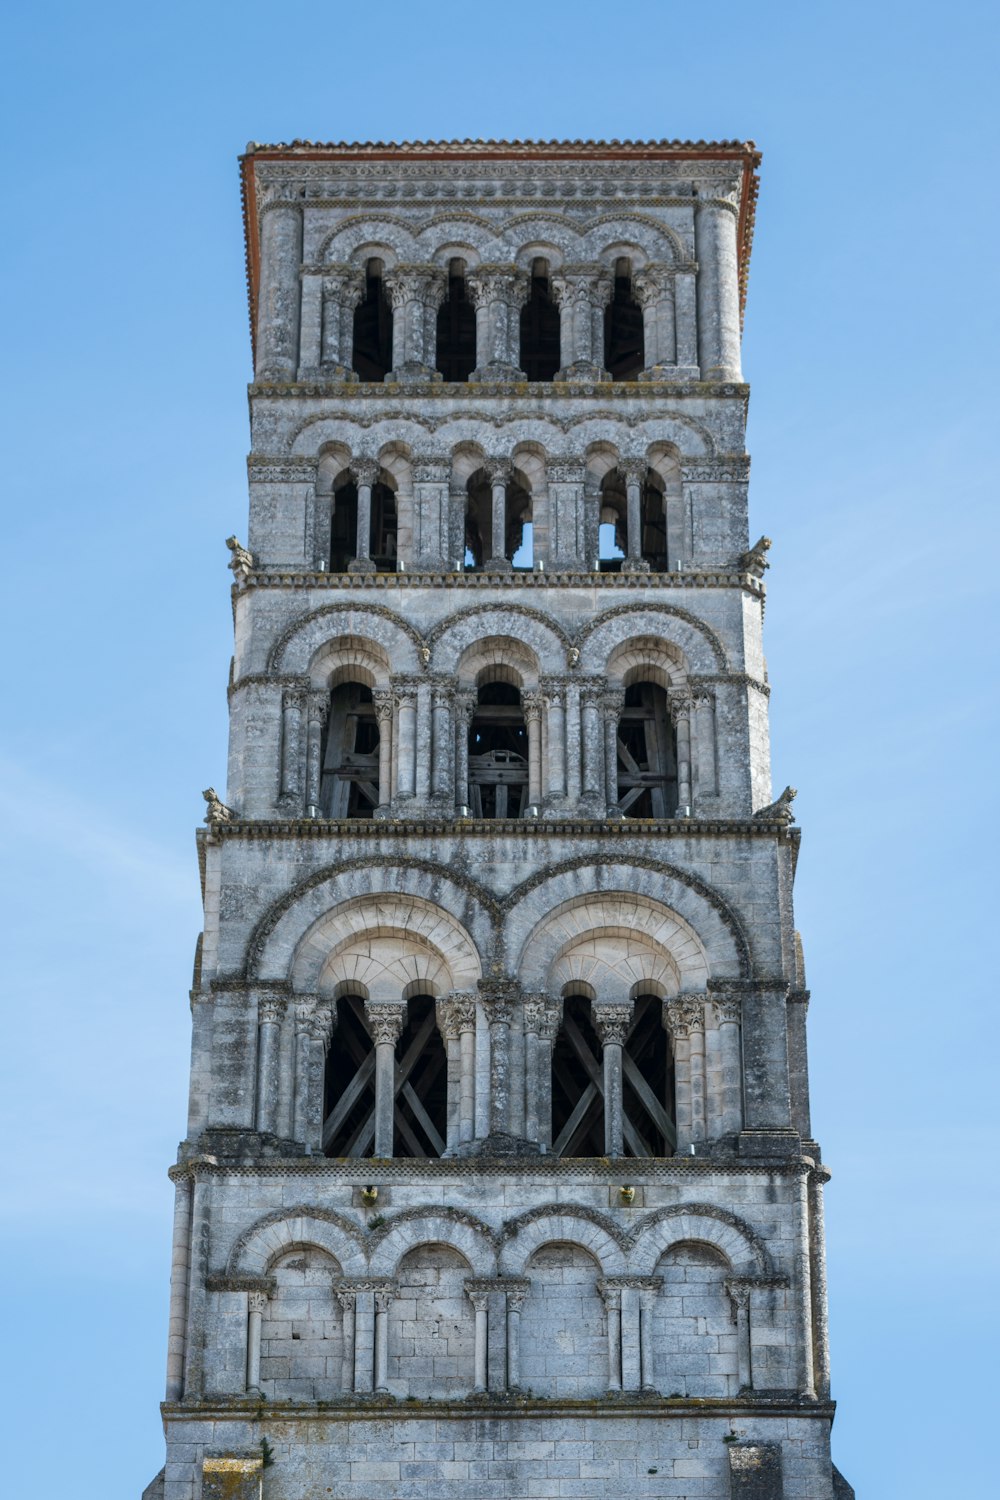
[{"x1": 1, "y1": 3, "x2": 996, "y2": 1495}]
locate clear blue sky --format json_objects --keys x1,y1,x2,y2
[{"x1": 1, "y1": 3, "x2": 996, "y2": 1495}]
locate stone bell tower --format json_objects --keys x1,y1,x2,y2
[{"x1": 143, "y1": 138, "x2": 853, "y2": 1500}]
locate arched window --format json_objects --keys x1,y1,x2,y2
[
  {"x1": 392, "y1": 993, "x2": 447, "y2": 1157},
  {"x1": 598, "y1": 469, "x2": 668, "y2": 571},
  {"x1": 320, "y1": 681, "x2": 380, "y2": 817},
  {"x1": 322, "y1": 993, "x2": 375, "y2": 1155},
  {"x1": 321, "y1": 991, "x2": 447, "y2": 1158},
  {"x1": 468, "y1": 680, "x2": 528, "y2": 819},
  {"x1": 551, "y1": 994, "x2": 605, "y2": 1155},
  {"x1": 463, "y1": 467, "x2": 533, "y2": 570},
  {"x1": 352, "y1": 258, "x2": 392, "y2": 381},
  {"x1": 604, "y1": 257, "x2": 644, "y2": 380},
  {"x1": 614, "y1": 680, "x2": 678, "y2": 818},
  {"x1": 519, "y1": 258, "x2": 560, "y2": 382},
  {"x1": 436, "y1": 258, "x2": 476, "y2": 382},
  {"x1": 550, "y1": 990, "x2": 676, "y2": 1157},
  {"x1": 330, "y1": 475, "x2": 397, "y2": 572}
]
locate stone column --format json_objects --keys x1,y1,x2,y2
[
  {"x1": 602, "y1": 689, "x2": 624, "y2": 815},
  {"x1": 480, "y1": 982, "x2": 517, "y2": 1136},
  {"x1": 352, "y1": 1288, "x2": 375, "y2": 1392},
  {"x1": 436, "y1": 995, "x2": 463, "y2": 1153},
  {"x1": 245, "y1": 1290, "x2": 269, "y2": 1393},
  {"x1": 304, "y1": 691, "x2": 329, "y2": 815},
  {"x1": 297, "y1": 271, "x2": 324, "y2": 378},
  {"x1": 436, "y1": 992, "x2": 476, "y2": 1148},
  {"x1": 505, "y1": 1282, "x2": 529, "y2": 1389},
  {"x1": 279, "y1": 688, "x2": 305, "y2": 807},
  {"x1": 634, "y1": 263, "x2": 676, "y2": 374},
  {"x1": 685, "y1": 994, "x2": 707, "y2": 1144},
  {"x1": 726, "y1": 1280, "x2": 753, "y2": 1390},
  {"x1": 523, "y1": 690, "x2": 542, "y2": 811},
  {"x1": 256, "y1": 203, "x2": 302, "y2": 380},
  {"x1": 348, "y1": 457, "x2": 379, "y2": 573},
  {"x1": 306, "y1": 1002, "x2": 334, "y2": 1152},
  {"x1": 542, "y1": 678, "x2": 567, "y2": 800},
  {"x1": 594, "y1": 1003, "x2": 633, "y2": 1157},
  {"x1": 551, "y1": 263, "x2": 613, "y2": 381},
  {"x1": 453, "y1": 689, "x2": 476, "y2": 815},
  {"x1": 521, "y1": 994, "x2": 547, "y2": 1145},
  {"x1": 254, "y1": 992, "x2": 286, "y2": 1134},
  {"x1": 165, "y1": 1172, "x2": 192, "y2": 1401},
  {"x1": 374, "y1": 1285, "x2": 393, "y2": 1391},
  {"x1": 564, "y1": 680, "x2": 582, "y2": 804},
  {"x1": 372, "y1": 688, "x2": 394, "y2": 813},
  {"x1": 674, "y1": 266, "x2": 699, "y2": 372},
  {"x1": 384, "y1": 264, "x2": 447, "y2": 380},
  {"x1": 334, "y1": 1285, "x2": 357, "y2": 1392},
  {"x1": 694, "y1": 193, "x2": 743, "y2": 382},
  {"x1": 467, "y1": 264, "x2": 529, "y2": 381},
  {"x1": 414, "y1": 681, "x2": 432, "y2": 801},
  {"x1": 466, "y1": 1285, "x2": 490, "y2": 1392},
  {"x1": 638, "y1": 1278, "x2": 662, "y2": 1391},
  {"x1": 431, "y1": 683, "x2": 454, "y2": 802},
  {"x1": 620, "y1": 458, "x2": 650, "y2": 573},
  {"x1": 712, "y1": 990, "x2": 744, "y2": 1136},
  {"x1": 365, "y1": 1002, "x2": 406, "y2": 1157},
  {"x1": 411, "y1": 452, "x2": 452, "y2": 568},
  {"x1": 292, "y1": 999, "x2": 316, "y2": 1144},
  {"x1": 484, "y1": 457, "x2": 514, "y2": 571},
  {"x1": 809, "y1": 1167, "x2": 832, "y2": 1400},
  {"x1": 536, "y1": 1003, "x2": 561, "y2": 1150},
  {"x1": 320, "y1": 266, "x2": 364, "y2": 377},
  {"x1": 665, "y1": 998, "x2": 693, "y2": 1152},
  {"x1": 668, "y1": 690, "x2": 694, "y2": 815},
  {"x1": 394, "y1": 682, "x2": 418, "y2": 801},
  {"x1": 599, "y1": 1281, "x2": 623, "y2": 1390},
  {"x1": 693, "y1": 690, "x2": 719, "y2": 799},
  {"x1": 580, "y1": 682, "x2": 604, "y2": 802}
]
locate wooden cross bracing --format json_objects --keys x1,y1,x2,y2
[
  {"x1": 322, "y1": 997, "x2": 446, "y2": 1157},
  {"x1": 552, "y1": 1005, "x2": 676, "y2": 1158}
]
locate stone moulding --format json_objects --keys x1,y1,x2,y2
[
  {"x1": 237, "y1": 570, "x2": 766, "y2": 595},
  {"x1": 203, "y1": 816, "x2": 796, "y2": 838},
  {"x1": 171, "y1": 1154, "x2": 815, "y2": 1184},
  {"x1": 165, "y1": 1393, "x2": 835, "y2": 1419}
]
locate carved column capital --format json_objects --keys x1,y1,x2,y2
[
  {"x1": 596, "y1": 1280, "x2": 622, "y2": 1312},
  {"x1": 466, "y1": 264, "x2": 530, "y2": 309},
  {"x1": 307, "y1": 690, "x2": 330, "y2": 726},
  {"x1": 372, "y1": 688, "x2": 394, "y2": 725},
  {"x1": 667, "y1": 689, "x2": 695, "y2": 724},
  {"x1": 364, "y1": 1002, "x2": 406, "y2": 1048},
  {"x1": 483, "y1": 457, "x2": 514, "y2": 486},
  {"x1": 633, "y1": 262, "x2": 675, "y2": 306},
  {"x1": 665, "y1": 994, "x2": 706, "y2": 1039},
  {"x1": 454, "y1": 688, "x2": 478, "y2": 725},
  {"x1": 247, "y1": 1290, "x2": 270, "y2": 1316},
  {"x1": 552, "y1": 263, "x2": 613, "y2": 309},
  {"x1": 436, "y1": 992, "x2": 477, "y2": 1041},
  {"x1": 257, "y1": 993, "x2": 287, "y2": 1027},
  {"x1": 619, "y1": 457, "x2": 650, "y2": 486},
  {"x1": 411, "y1": 452, "x2": 451, "y2": 483},
  {"x1": 521, "y1": 689, "x2": 542, "y2": 724},
  {"x1": 601, "y1": 688, "x2": 625, "y2": 722},
  {"x1": 580, "y1": 677, "x2": 607, "y2": 708},
  {"x1": 322, "y1": 265, "x2": 364, "y2": 307},
  {"x1": 349, "y1": 457, "x2": 381, "y2": 489},
  {"x1": 593, "y1": 1003, "x2": 633, "y2": 1047},
  {"x1": 383, "y1": 263, "x2": 447, "y2": 309},
  {"x1": 713, "y1": 994, "x2": 743, "y2": 1026}
]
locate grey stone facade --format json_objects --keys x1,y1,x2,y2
[{"x1": 144, "y1": 138, "x2": 852, "y2": 1500}]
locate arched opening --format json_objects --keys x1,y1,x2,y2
[
  {"x1": 598, "y1": 468, "x2": 667, "y2": 571},
  {"x1": 519, "y1": 258, "x2": 560, "y2": 382},
  {"x1": 322, "y1": 993, "x2": 376, "y2": 1155},
  {"x1": 614, "y1": 680, "x2": 678, "y2": 818},
  {"x1": 519, "y1": 1242, "x2": 608, "y2": 1396},
  {"x1": 463, "y1": 468, "x2": 533, "y2": 570},
  {"x1": 468, "y1": 680, "x2": 528, "y2": 818},
  {"x1": 436, "y1": 257, "x2": 476, "y2": 382},
  {"x1": 260, "y1": 1247, "x2": 344, "y2": 1398},
  {"x1": 652, "y1": 1243, "x2": 738, "y2": 1396},
  {"x1": 320, "y1": 681, "x2": 380, "y2": 817},
  {"x1": 330, "y1": 475, "x2": 397, "y2": 572},
  {"x1": 623, "y1": 993, "x2": 675, "y2": 1155},
  {"x1": 352, "y1": 258, "x2": 392, "y2": 381},
  {"x1": 393, "y1": 993, "x2": 447, "y2": 1157},
  {"x1": 551, "y1": 994, "x2": 605, "y2": 1156},
  {"x1": 604, "y1": 257, "x2": 644, "y2": 380},
  {"x1": 388, "y1": 1244, "x2": 475, "y2": 1397}
]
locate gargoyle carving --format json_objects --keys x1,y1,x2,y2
[
  {"x1": 202, "y1": 787, "x2": 235, "y2": 826},
  {"x1": 739, "y1": 536, "x2": 772, "y2": 576},
  {"x1": 225, "y1": 535, "x2": 254, "y2": 579},
  {"x1": 753, "y1": 786, "x2": 797, "y2": 824}
]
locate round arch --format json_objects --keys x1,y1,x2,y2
[{"x1": 226, "y1": 1206, "x2": 368, "y2": 1277}]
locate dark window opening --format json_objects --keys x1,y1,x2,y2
[
  {"x1": 604, "y1": 260, "x2": 644, "y2": 381},
  {"x1": 615, "y1": 682, "x2": 678, "y2": 818},
  {"x1": 468, "y1": 681, "x2": 528, "y2": 819},
  {"x1": 622, "y1": 994, "x2": 676, "y2": 1156},
  {"x1": 551, "y1": 996, "x2": 605, "y2": 1156},
  {"x1": 392, "y1": 994, "x2": 447, "y2": 1157},
  {"x1": 597, "y1": 471, "x2": 667, "y2": 571},
  {"x1": 436, "y1": 259, "x2": 476, "y2": 382},
  {"x1": 330, "y1": 480, "x2": 397, "y2": 572},
  {"x1": 352, "y1": 260, "x2": 393, "y2": 381},
  {"x1": 519, "y1": 259, "x2": 560, "y2": 382},
  {"x1": 639, "y1": 480, "x2": 668, "y2": 570},
  {"x1": 464, "y1": 471, "x2": 533, "y2": 570},
  {"x1": 322, "y1": 994, "x2": 375, "y2": 1156},
  {"x1": 320, "y1": 682, "x2": 380, "y2": 818}
]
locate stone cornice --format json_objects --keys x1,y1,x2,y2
[
  {"x1": 168, "y1": 1153, "x2": 818, "y2": 1183},
  {"x1": 164, "y1": 1392, "x2": 834, "y2": 1421},
  {"x1": 248, "y1": 377, "x2": 750, "y2": 401},
  {"x1": 233, "y1": 569, "x2": 765, "y2": 596},
  {"x1": 201, "y1": 815, "x2": 799, "y2": 840}
]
